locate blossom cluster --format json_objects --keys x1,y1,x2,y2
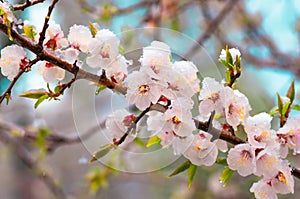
[
  {"x1": 105, "y1": 45, "x2": 299, "y2": 199},
  {"x1": 0, "y1": 20, "x2": 131, "y2": 83},
  {"x1": 0, "y1": 8, "x2": 299, "y2": 197}
]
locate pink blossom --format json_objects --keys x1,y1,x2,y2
[
  {"x1": 125, "y1": 71, "x2": 166, "y2": 110},
  {"x1": 221, "y1": 87, "x2": 251, "y2": 129},
  {"x1": 227, "y1": 143, "x2": 256, "y2": 176}
]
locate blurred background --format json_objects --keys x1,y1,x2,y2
[{"x1": 1, "y1": 0, "x2": 300, "y2": 198}]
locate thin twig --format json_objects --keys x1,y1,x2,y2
[
  {"x1": 38, "y1": 0, "x2": 60, "y2": 47},
  {"x1": 184, "y1": 0, "x2": 239, "y2": 59},
  {"x1": 0, "y1": 57, "x2": 40, "y2": 105},
  {"x1": 0, "y1": 120, "x2": 103, "y2": 153},
  {"x1": 0, "y1": 128, "x2": 66, "y2": 199},
  {"x1": 0, "y1": 23, "x2": 127, "y2": 94},
  {"x1": 13, "y1": 0, "x2": 46, "y2": 11},
  {"x1": 114, "y1": 106, "x2": 151, "y2": 146}
]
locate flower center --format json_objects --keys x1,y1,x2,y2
[
  {"x1": 138, "y1": 85, "x2": 150, "y2": 96},
  {"x1": 277, "y1": 171, "x2": 287, "y2": 184},
  {"x1": 241, "y1": 150, "x2": 252, "y2": 160},
  {"x1": 172, "y1": 116, "x2": 181, "y2": 125}
]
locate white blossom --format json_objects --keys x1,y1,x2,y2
[
  {"x1": 227, "y1": 143, "x2": 256, "y2": 176},
  {"x1": 0, "y1": 45, "x2": 27, "y2": 81},
  {"x1": 125, "y1": 71, "x2": 166, "y2": 110},
  {"x1": 221, "y1": 87, "x2": 251, "y2": 129},
  {"x1": 67, "y1": 25, "x2": 92, "y2": 53},
  {"x1": 105, "y1": 109, "x2": 136, "y2": 145},
  {"x1": 219, "y1": 47, "x2": 241, "y2": 64},
  {"x1": 38, "y1": 61, "x2": 65, "y2": 83},
  {"x1": 86, "y1": 29, "x2": 120, "y2": 69}
]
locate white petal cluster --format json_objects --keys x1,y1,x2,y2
[
  {"x1": 0, "y1": 45, "x2": 27, "y2": 81},
  {"x1": 0, "y1": 2, "x2": 15, "y2": 22},
  {"x1": 219, "y1": 47, "x2": 241, "y2": 64},
  {"x1": 126, "y1": 41, "x2": 200, "y2": 111},
  {"x1": 68, "y1": 25, "x2": 92, "y2": 53},
  {"x1": 38, "y1": 61, "x2": 65, "y2": 83},
  {"x1": 105, "y1": 109, "x2": 136, "y2": 145}
]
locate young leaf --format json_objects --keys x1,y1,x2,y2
[
  {"x1": 170, "y1": 18, "x2": 180, "y2": 31},
  {"x1": 219, "y1": 166, "x2": 234, "y2": 187},
  {"x1": 286, "y1": 80, "x2": 295, "y2": 104},
  {"x1": 188, "y1": 164, "x2": 197, "y2": 189},
  {"x1": 35, "y1": 128, "x2": 51, "y2": 160},
  {"x1": 167, "y1": 160, "x2": 191, "y2": 178},
  {"x1": 218, "y1": 59, "x2": 228, "y2": 67},
  {"x1": 291, "y1": 104, "x2": 300, "y2": 111},
  {"x1": 118, "y1": 45, "x2": 124, "y2": 53},
  {"x1": 95, "y1": 85, "x2": 106, "y2": 95},
  {"x1": 269, "y1": 106, "x2": 279, "y2": 116},
  {"x1": 5, "y1": 93, "x2": 11, "y2": 105},
  {"x1": 54, "y1": 85, "x2": 60, "y2": 94},
  {"x1": 89, "y1": 144, "x2": 114, "y2": 163},
  {"x1": 20, "y1": 89, "x2": 47, "y2": 99},
  {"x1": 282, "y1": 100, "x2": 291, "y2": 115},
  {"x1": 225, "y1": 70, "x2": 231, "y2": 83},
  {"x1": 226, "y1": 45, "x2": 233, "y2": 66},
  {"x1": 146, "y1": 135, "x2": 161, "y2": 147},
  {"x1": 23, "y1": 25, "x2": 37, "y2": 39},
  {"x1": 277, "y1": 92, "x2": 283, "y2": 115},
  {"x1": 34, "y1": 95, "x2": 49, "y2": 109},
  {"x1": 89, "y1": 21, "x2": 98, "y2": 37},
  {"x1": 215, "y1": 158, "x2": 228, "y2": 166}
]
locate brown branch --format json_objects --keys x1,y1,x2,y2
[
  {"x1": 0, "y1": 23, "x2": 127, "y2": 95},
  {"x1": 13, "y1": 0, "x2": 46, "y2": 11},
  {"x1": 0, "y1": 120, "x2": 103, "y2": 153},
  {"x1": 0, "y1": 57, "x2": 40, "y2": 105},
  {"x1": 184, "y1": 0, "x2": 239, "y2": 59},
  {"x1": 0, "y1": 128, "x2": 66, "y2": 199},
  {"x1": 38, "y1": 0, "x2": 60, "y2": 47},
  {"x1": 114, "y1": 106, "x2": 151, "y2": 146}
]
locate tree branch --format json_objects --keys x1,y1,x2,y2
[
  {"x1": 0, "y1": 127, "x2": 66, "y2": 199},
  {"x1": 13, "y1": 0, "x2": 46, "y2": 11},
  {"x1": 184, "y1": 0, "x2": 239, "y2": 59},
  {"x1": 0, "y1": 23, "x2": 127, "y2": 94},
  {"x1": 38, "y1": 0, "x2": 60, "y2": 46},
  {"x1": 0, "y1": 57, "x2": 40, "y2": 104}
]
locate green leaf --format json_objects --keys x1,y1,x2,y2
[
  {"x1": 269, "y1": 106, "x2": 279, "y2": 116},
  {"x1": 89, "y1": 144, "x2": 114, "y2": 163},
  {"x1": 225, "y1": 70, "x2": 231, "y2": 83},
  {"x1": 215, "y1": 158, "x2": 228, "y2": 166},
  {"x1": 282, "y1": 100, "x2": 291, "y2": 115},
  {"x1": 23, "y1": 25, "x2": 37, "y2": 39},
  {"x1": 286, "y1": 80, "x2": 295, "y2": 104},
  {"x1": 218, "y1": 59, "x2": 228, "y2": 67},
  {"x1": 34, "y1": 95, "x2": 49, "y2": 109},
  {"x1": 0, "y1": 8, "x2": 5, "y2": 16},
  {"x1": 277, "y1": 92, "x2": 283, "y2": 115},
  {"x1": 146, "y1": 135, "x2": 161, "y2": 147},
  {"x1": 54, "y1": 86, "x2": 60, "y2": 94},
  {"x1": 86, "y1": 167, "x2": 109, "y2": 194},
  {"x1": 20, "y1": 89, "x2": 47, "y2": 99},
  {"x1": 35, "y1": 128, "x2": 51, "y2": 160},
  {"x1": 89, "y1": 21, "x2": 98, "y2": 37},
  {"x1": 226, "y1": 45, "x2": 233, "y2": 66},
  {"x1": 170, "y1": 18, "x2": 180, "y2": 31},
  {"x1": 291, "y1": 104, "x2": 300, "y2": 111},
  {"x1": 219, "y1": 166, "x2": 234, "y2": 187},
  {"x1": 167, "y1": 160, "x2": 191, "y2": 178},
  {"x1": 235, "y1": 55, "x2": 241, "y2": 69},
  {"x1": 95, "y1": 85, "x2": 106, "y2": 95},
  {"x1": 5, "y1": 93, "x2": 11, "y2": 105},
  {"x1": 188, "y1": 164, "x2": 197, "y2": 189},
  {"x1": 118, "y1": 45, "x2": 124, "y2": 53}
]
